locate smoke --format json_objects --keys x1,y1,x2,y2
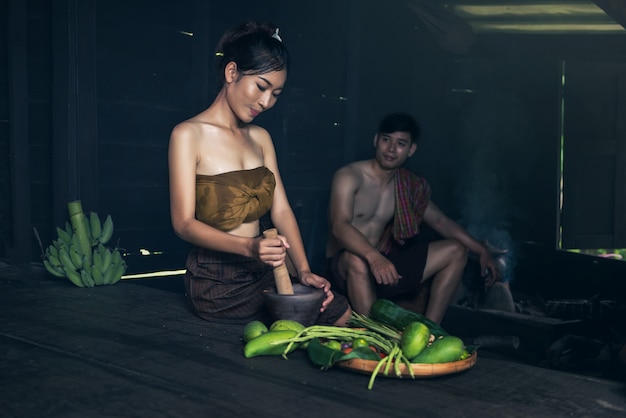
[{"x1": 452, "y1": 90, "x2": 530, "y2": 284}]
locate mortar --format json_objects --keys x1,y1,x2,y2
[{"x1": 263, "y1": 283, "x2": 325, "y2": 326}]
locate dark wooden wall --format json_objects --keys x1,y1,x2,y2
[
  {"x1": 0, "y1": 0, "x2": 11, "y2": 259},
  {"x1": 2, "y1": 0, "x2": 626, "y2": 300}
]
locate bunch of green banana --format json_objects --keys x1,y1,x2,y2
[{"x1": 42, "y1": 201, "x2": 126, "y2": 287}]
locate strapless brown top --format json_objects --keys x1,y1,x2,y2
[{"x1": 195, "y1": 166, "x2": 276, "y2": 232}]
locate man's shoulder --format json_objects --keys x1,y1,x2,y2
[
  {"x1": 336, "y1": 160, "x2": 369, "y2": 176},
  {"x1": 346, "y1": 159, "x2": 369, "y2": 168}
]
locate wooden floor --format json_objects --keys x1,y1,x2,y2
[{"x1": 1, "y1": 273, "x2": 626, "y2": 418}]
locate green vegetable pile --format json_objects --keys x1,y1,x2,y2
[
  {"x1": 39, "y1": 200, "x2": 126, "y2": 287},
  {"x1": 242, "y1": 300, "x2": 476, "y2": 389}
]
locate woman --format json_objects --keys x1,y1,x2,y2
[{"x1": 168, "y1": 20, "x2": 351, "y2": 326}]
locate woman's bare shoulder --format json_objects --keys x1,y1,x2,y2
[
  {"x1": 170, "y1": 116, "x2": 227, "y2": 148},
  {"x1": 247, "y1": 123, "x2": 272, "y2": 143}
]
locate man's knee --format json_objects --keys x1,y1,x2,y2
[
  {"x1": 450, "y1": 239, "x2": 468, "y2": 265},
  {"x1": 341, "y1": 252, "x2": 369, "y2": 280}
]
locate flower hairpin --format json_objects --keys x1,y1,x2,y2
[{"x1": 272, "y1": 28, "x2": 282, "y2": 42}]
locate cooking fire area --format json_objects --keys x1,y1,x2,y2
[{"x1": 445, "y1": 239, "x2": 626, "y2": 383}]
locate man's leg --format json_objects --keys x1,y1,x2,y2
[
  {"x1": 395, "y1": 282, "x2": 431, "y2": 315},
  {"x1": 337, "y1": 251, "x2": 377, "y2": 315},
  {"x1": 421, "y1": 239, "x2": 468, "y2": 324}
]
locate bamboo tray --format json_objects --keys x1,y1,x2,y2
[{"x1": 337, "y1": 351, "x2": 477, "y2": 378}]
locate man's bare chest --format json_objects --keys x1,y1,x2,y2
[{"x1": 352, "y1": 183, "x2": 395, "y2": 225}]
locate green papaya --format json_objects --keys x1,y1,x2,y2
[
  {"x1": 242, "y1": 320, "x2": 269, "y2": 343},
  {"x1": 268, "y1": 320, "x2": 309, "y2": 349},
  {"x1": 411, "y1": 336, "x2": 465, "y2": 364},
  {"x1": 269, "y1": 319, "x2": 305, "y2": 333},
  {"x1": 400, "y1": 321, "x2": 430, "y2": 359},
  {"x1": 243, "y1": 330, "x2": 298, "y2": 358}
]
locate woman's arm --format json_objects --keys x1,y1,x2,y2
[
  {"x1": 256, "y1": 128, "x2": 311, "y2": 276},
  {"x1": 258, "y1": 129, "x2": 334, "y2": 309}
]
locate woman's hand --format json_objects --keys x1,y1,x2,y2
[
  {"x1": 300, "y1": 272, "x2": 334, "y2": 312},
  {"x1": 250, "y1": 235, "x2": 290, "y2": 267}
]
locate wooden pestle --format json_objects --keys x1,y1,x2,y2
[{"x1": 262, "y1": 228, "x2": 294, "y2": 295}]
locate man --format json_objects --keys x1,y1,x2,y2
[{"x1": 325, "y1": 112, "x2": 498, "y2": 324}]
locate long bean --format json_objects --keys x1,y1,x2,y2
[
  {"x1": 269, "y1": 322, "x2": 416, "y2": 389},
  {"x1": 273, "y1": 325, "x2": 395, "y2": 357},
  {"x1": 394, "y1": 350, "x2": 402, "y2": 378},
  {"x1": 384, "y1": 344, "x2": 399, "y2": 376},
  {"x1": 400, "y1": 353, "x2": 415, "y2": 379},
  {"x1": 368, "y1": 354, "x2": 391, "y2": 390}
]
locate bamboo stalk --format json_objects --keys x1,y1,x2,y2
[{"x1": 67, "y1": 200, "x2": 92, "y2": 263}]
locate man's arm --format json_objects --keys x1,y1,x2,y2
[
  {"x1": 422, "y1": 201, "x2": 498, "y2": 284},
  {"x1": 328, "y1": 167, "x2": 401, "y2": 285},
  {"x1": 328, "y1": 167, "x2": 377, "y2": 258}
]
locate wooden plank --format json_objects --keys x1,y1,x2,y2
[
  {"x1": 0, "y1": 280, "x2": 624, "y2": 417},
  {"x1": 51, "y1": 0, "x2": 98, "y2": 223},
  {"x1": 443, "y1": 304, "x2": 583, "y2": 364},
  {"x1": 594, "y1": 0, "x2": 626, "y2": 29},
  {"x1": 7, "y1": 0, "x2": 31, "y2": 263},
  {"x1": 51, "y1": 0, "x2": 77, "y2": 224},
  {"x1": 614, "y1": 69, "x2": 626, "y2": 247},
  {"x1": 74, "y1": 0, "x2": 99, "y2": 210},
  {"x1": 191, "y1": 0, "x2": 212, "y2": 113}
]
